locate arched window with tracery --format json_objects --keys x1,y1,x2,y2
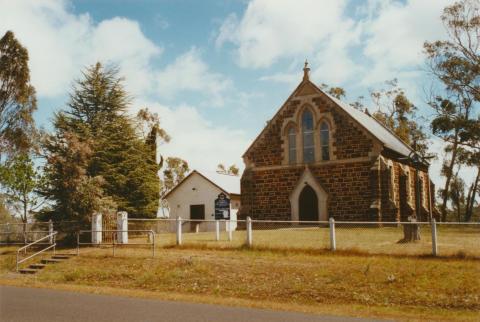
[
  {"x1": 320, "y1": 121, "x2": 330, "y2": 161},
  {"x1": 302, "y1": 110, "x2": 314, "y2": 163},
  {"x1": 288, "y1": 126, "x2": 296, "y2": 164}
]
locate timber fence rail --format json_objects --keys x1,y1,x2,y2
[{"x1": 128, "y1": 218, "x2": 480, "y2": 258}]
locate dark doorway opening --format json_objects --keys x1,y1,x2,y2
[
  {"x1": 190, "y1": 204, "x2": 205, "y2": 231},
  {"x1": 299, "y1": 185, "x2": 318, "y2": 221}
]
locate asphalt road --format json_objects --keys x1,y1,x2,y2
[{"x1": 0, "y1": 286, "x2": 379, "y2": 322}]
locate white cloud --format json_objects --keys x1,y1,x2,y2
[
  {"x1": 0, "y1": 0, "x2": 233, "y2": 106},
  {"x1": 359, "y1": 0, "x2": 451, "y2": 84},
  {"x1": 311, "y1": 18, "x2": 363, "y2": 85},
  {"x1": 217, "y1": 0, "x2": 452, "y2": 87},
  {"x1": 155, "y1": 48, "x2": 232, "y2": 107},
  {"x1": 0, "y1": 0, "x2": 247, "y2": 172},
  {"x1": 216, "y1": 0, "x2": 349, "y2": 68},
  {"x1": 89, "y1": 17, "x2": 162, "y2": 96},
  {"x1": 0, "y1": 0, "x2": 162, "y2": 98},
  {"x1": 135, "y1": 102, "x2": 250, "y2": 172}
]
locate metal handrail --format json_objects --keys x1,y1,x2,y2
[
  {"x1": 16, "y1": 231, "x2": 57, "y2": 272},
  {"x1": 76, "y1": 230, "x2": 155, "y2": 258}
]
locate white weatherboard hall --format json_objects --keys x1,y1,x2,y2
[{"x1": 164, "y1": 170, "x2": 241, "y2": 231}]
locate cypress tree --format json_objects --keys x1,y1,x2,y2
[{"x1": 43, "y1": 63, "x2": 160, "y2": 219}]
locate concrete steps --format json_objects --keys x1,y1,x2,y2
[
  {"x1": 19, "y1": 253, "x2": 75, "y2": 274},
  {"x1": 29, "y1": 263, "x2": 46, "y2": 269},
  {"x1": 41, "y1": 258, "x2": 63, "y2": 264},
  {"x1": 52, "y1": 255, "x2": 70, "y2": 260},
  {"x1": 19, "y1": 268, "x2": 37, "y2": 274}
]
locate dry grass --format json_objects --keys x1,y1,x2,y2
[
  {"x1": 132, "y1": 224, "x2": 480, "y2": 258},
  {"x1": 1, "y1": 246, "x2": 479, "y2": 321}
]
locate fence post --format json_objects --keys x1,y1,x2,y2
[
  {"x1": 23, "y1": 222, "x2": 27, "y2": 245},
  {"x1": 228, "y1": 220, "x2": 233, "y2": 241},
  {"x1": 6, "y1": 223, "x2": 10, "y2": 244},
  {"x1": 176, "y1": 217, "x2": 182, "y2": 246},
  {"x1": 112, "y1": 232, "x2": 116, "y2": 257},
  {"x1": 48, "y1": 220, "x2": 54, "y2": 244},
  {"x1": 246, "y1": 217, "x2": 252, "y2": 248},
  {"x1": 151, "y1": 231, "x2": 155, "y2": 258},
  {"x1": 215, "y1": 220, "x2": 220, "y2": 241},
  {"x1": 76, "y1": 232, "x2": 80, "y2": 256},
  {"x1": 117, "y1": 211, "x2": 128, "y2": 244},
  {"x1": 329, "y1": 217, "x2": 336, "y2": 251},
  {"x1": 431, "y1": 218, "x2": 438, "y2": 256},
  {"x1": 92, "y1": 212, "x2": 102, "y2": 244}
]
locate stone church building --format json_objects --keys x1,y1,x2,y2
[{"x1": 240, "y1": 63, "x2": 434, "y2": 222}]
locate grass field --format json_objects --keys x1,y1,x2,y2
[
  {"x1": 125, "y1": 224, "x2": 480, "y2": 258},
  {"x1": 1, "y1": 245, "x2": 479, "y2": 321}
]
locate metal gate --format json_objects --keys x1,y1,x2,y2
[{"x1": 102, "y1": 212, "x2": 116, "y2": 243}]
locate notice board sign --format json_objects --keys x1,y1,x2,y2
[{"x1": 215, "y1": 192, "x2": 230, "y2": 220}]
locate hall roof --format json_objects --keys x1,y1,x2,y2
[{"x1": 163, "y1": 170, "x2": 241, "y2": 199}]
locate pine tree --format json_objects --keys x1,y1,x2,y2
[
  {"x1": 40, "y1": 128, "x2": 113, "y2": 223},
  {"x1": 42, "y1": 63, "x2": 161, "y2": 219}
]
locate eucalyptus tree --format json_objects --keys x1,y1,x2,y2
[
  {"x1": 0, "y1": 31, "x2": 37, "y2": 158},
  {"x1": 424, "y1": 0, "x2": 480, "y2": 221}
]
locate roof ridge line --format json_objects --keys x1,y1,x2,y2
[
  {"x1": 322, "y1": 91, "x2": 414, "y2": 156},
  {"x1": 367, "y1": 111, "x2": 414, "y2": 154}
]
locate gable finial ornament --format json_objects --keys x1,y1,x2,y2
[{"x1": 303, "y1": 59, "x2": 310, "y2": 81}]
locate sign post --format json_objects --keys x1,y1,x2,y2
[{"x1": 214, "y1": 193, "x2": 230, "y2": 220}]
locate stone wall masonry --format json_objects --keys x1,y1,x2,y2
[
  {"x1": 240, "y1": 161, "x2": 374, "y2": 221},
  {"x1": 313, "y1": 96, "x2": 373, "y2": 160},
  {"x1": 244, "y1": 100, "x2": 300, "y2": 167},
  {"x1": 241, "y1": 85, "x2": 433, "y2": 223},
  {"x1": 244, "y1": 92, "x2": 375, "y2": 168},
  {"x1": 379, "y1": 154, "x2": 432, "y2": 222}
]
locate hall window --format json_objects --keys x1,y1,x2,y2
[
  {"x1": 288, "y1": 127, "x2": 296, "y2": 164},
  {"x1": 320, "y1": 121, "x2": 330, "y2": 161},
  {"x1": 302, "y1": 110, "x2": 314, "y2": 163}
]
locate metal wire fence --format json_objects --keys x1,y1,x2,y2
[
  {"x1": 0, "y1": 221, "x2": 86, "y2": 245},
  {"x1": 1, "y1": 218, "x2": 478, "y2": 258},
  {"x1": 0, "y1": 222, "x2": 51, "y2": 244},
  {"x1": 128, "y1": 218, "x2": 480, "y2": 257}
]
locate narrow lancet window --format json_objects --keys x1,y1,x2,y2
[
  {"x1": 288, "y1": 127, "x2": 296, "y2": 164},
  {"x1": 320, "y1": 121, "x2": 330, "y2": 161},
  {"x1": 302, "y1": 110, "x2": 314, "y2": 163}
]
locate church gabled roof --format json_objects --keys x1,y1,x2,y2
[
  {"x1": 324, "y1": 93, "x2": 413, "y2": 157},
  {"x1": 243, "y1": 64, "x2": 414, "y2": 159}
]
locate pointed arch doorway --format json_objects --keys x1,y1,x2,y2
[
  {"x1": 290, "y1": 167, "x2": 328, "y2": 222},
  {"x1": 299, "y1": 185, "x2": 318, "y2": 221}
]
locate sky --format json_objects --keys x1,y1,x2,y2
[{"x1": 0, "y1": 0, "x2": 471, "y2": 189}]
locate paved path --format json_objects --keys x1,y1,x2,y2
[{"x1": 0, "y1": 286, "x2": 379, "y2": 322}]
